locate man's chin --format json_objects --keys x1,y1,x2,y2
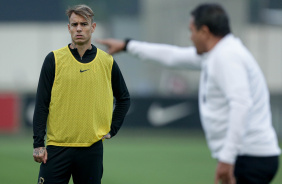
[
  {"x1": 73, "y1": 41, "x2": 85, "y2": 46},
  {"x1": 72, "y1": 38, "x2": 91, "y2": 46},
  {"x1": 196, "y1": 49, "x2": 207, "y2": 55},
  {"x1": 197, "y1": 51, "x2": 204, "y2": 55}
]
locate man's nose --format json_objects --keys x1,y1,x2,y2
[{"x1": 76, "y1": 25, "x2": 82, "y2": 32}]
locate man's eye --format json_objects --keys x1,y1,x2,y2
[
  {"x1": 82, "y1": 23, "x2": 88, "y2": 26},
  {"x1": 72, "y1": 23, "x2": 78, "y2": 26}
]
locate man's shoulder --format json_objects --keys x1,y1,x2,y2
[
  {"x1": 45, "y1": 51, "x2": 55, "y2": 60},
  {"x1": 52, "y1": 46, "x2": 71, "y2": 61},
  {"x1": 97, "y1": 48, "x2": 112, "y2": 56},
  {"x1": 97, "y1": 48, "x2": 113, "y2": 61},
  {"x1": 53, "y1": 45, "x2": 69, "y2": 53}
]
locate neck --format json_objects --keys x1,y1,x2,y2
[
  {"x1": 206, "y1": 36, "x2": 222, "y2": 52},
  {"x1": 70, "y1": 42, "x2": 92, "y2": 58}
]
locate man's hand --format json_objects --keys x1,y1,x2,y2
[
  {"x1": 215, "y1": 161, "x2": 235, "y2": 184},
  {"x1": 97, "y1": 39, "x2": 125, "y2": 55},
  {"x1": 33, "y1": 147, "x2": 48, "y2": 164},
  {"x1": 102, "y1": 133, "x2": 111, "y2": 140}
]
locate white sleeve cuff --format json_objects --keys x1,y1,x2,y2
[{"x1": 218, "y1": 145, "x2": 238, "y2": 164}]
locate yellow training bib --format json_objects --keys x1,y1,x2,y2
[{"x1": 46, "y1": 46, "x2": 114, "y2": 147}]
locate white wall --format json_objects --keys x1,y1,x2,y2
[
  {"x1": 139, "y1": 0, "x2": 282, "y2": 94},
  {"x1": 244, "y1": 25, "x2": 282, "y2": 93},
  {"x1": 0, "y1": 22, "x2": 105, "y2": 92},
  {"x1": 0, "y1": 0, "x2": 281, "y2": 95}
]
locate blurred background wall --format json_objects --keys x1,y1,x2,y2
[{"x1": 0, "y1": 0, "x2": 281, "y2": 136}]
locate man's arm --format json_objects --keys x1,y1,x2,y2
[
  {"x1": 106, "y1": 60, "x2": 130, "y2": 138},
  {"x1": 33, "y1": 52, "x2": 55, "y2": 163},
  {"x1": 98, "y1": 39, "x2": 202, "y2": 70},
  {"x1": 213, "y1": 52, "x2": 252, "y2": 184},
  {"x1": 211, "y1": 52, "x2": 253, "y2": 184},
  {"x1": 214, "y1": 52, "x2": 252, "y2": 164}
]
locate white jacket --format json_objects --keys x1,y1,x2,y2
[{"x1": 127, "y1": 34, "x2": 281, "y2": 164}]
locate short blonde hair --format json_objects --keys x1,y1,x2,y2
[{"x1": 66, "y1": 4, "x2": 94, "y2": 23}]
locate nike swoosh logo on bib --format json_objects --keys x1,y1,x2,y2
[{"x1": 80, "y1": 69, "x2": 90, "y2": 73}]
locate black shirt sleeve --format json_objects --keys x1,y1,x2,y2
[
  {"x1": 33, "y1": 52, "x2": 55, "y2": 148},
  {"x1": 110, "y1": 60, "x2": 131, "y2": 137}
]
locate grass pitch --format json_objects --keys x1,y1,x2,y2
[{"x1": 0, "y1": 129, "x2": 281, "y2": 184}]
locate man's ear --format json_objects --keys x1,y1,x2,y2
[
  {"x1": 91, "y1": 22, "x2": 96, "y2": 33},
  {"x1": 200, "y1": 25, "x2": 210, "y2": 35}
]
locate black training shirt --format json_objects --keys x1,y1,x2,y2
[{"x1": 33, "y1": 44, "x2": 130, "y2": 148}]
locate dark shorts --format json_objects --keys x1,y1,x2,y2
[
  {"x1": 37, "y1": 140, "x2": 103, "y2": 184},
  {"x1": 234, "y1": 155, "x2": 279, "y2": 184}
]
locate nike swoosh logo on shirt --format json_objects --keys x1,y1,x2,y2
[{"x1": 147, "y1": 102, "x2": 193, "y2": 126}]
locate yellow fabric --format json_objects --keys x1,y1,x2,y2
[{"x1": 46, "y1": 46, "x2": 113, "y2": 147}]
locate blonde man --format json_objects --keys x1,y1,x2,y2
[{"x1": 33, "y1": 5, "x2": 130, "y2": 184}]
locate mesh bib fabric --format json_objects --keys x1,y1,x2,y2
[{"x1": 46, "y1": 46, "x2": 113, "y2": 147}]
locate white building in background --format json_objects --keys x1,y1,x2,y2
[
  {"x1": 0, "y1": 0, "x2": 281, "y2": 134},
  {"x1": 0, "y1": 0, "x2": 281, "y2": 95}
]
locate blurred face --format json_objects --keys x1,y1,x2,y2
[
  {"x1": 68, "y1": 13, "x2": 96, "y2": 46},
  {"x1": 189, "y1": 17, "x2": 208, "y2": 55}
]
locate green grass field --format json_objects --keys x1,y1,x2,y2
[{"x1": 0, "y1": 129, "x2": 281, "y2": 184}]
